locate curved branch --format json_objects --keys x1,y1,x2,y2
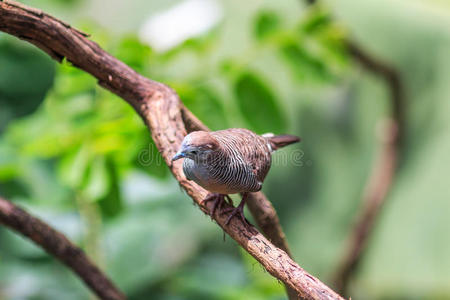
[
  {"x1": 346, "y1": 41, "x2": 405, "y2": 141},
  {"x1": 331, "y1": 41, "x2": 404, "y2": 295},
  {"x1": 0, "y1": 1, "x2": 344, "y2": 299},
  {"x1": 246, "y1": 192, "x2": 299, "y2": 300},
  {"x1": 0, "y1": 197, "x2": 125, "y2": 300},
  {"x1": 302, "y1": 0, "x2": 405, "y2": 295},
  {"x1": 332, "y1": 119, "x2": 399, "y2": 294}
]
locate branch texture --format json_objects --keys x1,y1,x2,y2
[
  {"x1": 0, "y1": 1, "x2": 344, "y2": 299},
  {"x1": 0, "y1": 197, "x2": 125, "y2": 300}
]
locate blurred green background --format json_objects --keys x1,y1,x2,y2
[{"x1": 1, "y1": 0, "x2": 449, "y2": 299}]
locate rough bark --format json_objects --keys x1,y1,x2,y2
[{"x1": 0, "y1": 1, "x2": 345, "y2": 299}]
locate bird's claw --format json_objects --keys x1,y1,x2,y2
[
  {"x1": 222, "y1": 206, "x2": 250, "y2": 226},
  {"x1": 201, "y1": 193, "x2": 230, "y2": 218},
  {"x1": 202, "y1": 194, "x2": 252, "y2": 229}
]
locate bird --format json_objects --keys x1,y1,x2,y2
[{"x1": 172, "y1": 128, "x2": 300, "y2": 225}]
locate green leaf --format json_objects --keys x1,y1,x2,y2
[
  {"x1": 82, "y1": 156, "x2": 110, "y2": 201},
  {"x1": 98, "y1": 157, "x2": 123, "y2": 218},
  {"x1": 159, "y1": 30, "x2": 218, "y2": 61},
  {"x1": 279, "y1": 42, "x2": 331, "y2": 82},
  {"x1": 0, "y1": 142, "x2": 20, "y2": 181},
  {"x1": 254, "y1": 11, "x2": 281, "y2": 41},
  {"x1": 52, "y1": 62, "x2": 96, "y2": 97},
  {"x1": 0, "y1": 38, "x2": 55, "y2": 129},
  {"x1": 233, "y1": 72, "x2": 285, "y2": 133},
  {"x1": 299, "y1": 7, "x2": 332, "y2": 34},
  {"x1": 135, "y1": 135, "x2": 169, "y2": 178},
  {"x1": 177, "y1": 85, "x2": 228, "y2": 130},
  {"x1": 58, "y1": 144, "x2": 91, "y2": 189},
  {"x1": 114, "y1": 35, "x2": 152, "y2": 72}
]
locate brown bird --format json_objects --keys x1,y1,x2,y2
[{"x1": 172, "y1": 128, "x2": 300, "y2": 225}]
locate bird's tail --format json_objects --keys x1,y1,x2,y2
[{"x1": 265, "y1": 134, "x2": 301, "y2": 151}]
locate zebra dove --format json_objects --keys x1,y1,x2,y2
[{"x1": 172, "y1": 128, "x2": 300, "y2": 225}]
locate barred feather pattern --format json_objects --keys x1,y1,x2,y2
[{"x1": 183, "y1": 129, "x2": 272, "y2": 194}]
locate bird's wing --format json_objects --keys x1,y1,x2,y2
[{"x1": 212, "y1": 128, "x2": 272, "y2": 184}]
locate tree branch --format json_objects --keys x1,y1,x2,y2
[
  {"x1": 0, "y1": 197, "x2": 125, "y2": 300},
  {"x1": 0, "y1": 1, "x2": 344, "y2": 299},
  {"x1": 346, "y1": 41, "x2": 405, "y2": 141},
  {"x1": 301, "y1": 0, "x2": 405, "y2": 295},
  {"x1": 331, "y1": 41, "x2": 404, "y2": 295},
  {"x1": 332, "y1": 119, "x2": 399, "y2": 294},
  {"x1": 246, "y1": 192, "x2": 299, "y2": 300}
]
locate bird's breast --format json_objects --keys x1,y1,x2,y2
[{"x1": 182, "y1": 158, "x2": 261, "y2": 194}]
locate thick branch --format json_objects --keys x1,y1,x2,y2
[
  {"x1": 0, "y1": 1, "x2": 344, "y2": 299},
  {"x1": 0, "y1": 197, "x2": 125, "y2": 300},
  {"x1": 246, "y1": 192, "x2": 292, "y2": 257},
  {"x1": 246, "y1": 193, "x2": 299, "y2": 300}
]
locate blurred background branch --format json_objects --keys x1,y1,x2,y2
[
  {"x1": 0, "y1": 1, "x2": 344, "y2": 299},
  {"x1": 332, "y1": 118, "x2": 399, "y2": 295},
  {"x1": 331, "y1": 41, "x2": 404, "y2": 294},
  {"x1": 1, "y1": 0, "x2": 448, "y2": 299},
  {"x1": 301, "y1": 0, "x2": 405, "y2": 295},
  {"x1": 0, "y1": 196, "x2": 126, "y2": 300}
]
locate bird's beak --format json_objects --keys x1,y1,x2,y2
[{"x1": 172, "y1": 151, "x2": 185, "y2": 161}]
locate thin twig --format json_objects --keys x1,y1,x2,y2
[
  {"x1": 0, "y1": 1, "x2": 344, "y2": 299},
  {"x1": 0, "y1": 197, "x2": 125, "y2": 300}
]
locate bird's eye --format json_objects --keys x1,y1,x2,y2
[{"x1": 191, "y1": 150, "x2": 198, "y2": 155}]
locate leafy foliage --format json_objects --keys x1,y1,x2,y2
[
  {"x1": 234, "y1": 72, "x2": 285, "y2": 133},
  {"x1": 176, "y1": 84, "x2": 229, "y2": 131},
  {"x1": 1, "y1": 1, "x2": 449, "y2": 299},
  {"x1": 254, "y1": 11, "x2": 281, "y2": 41},
  {"x1": 0, "y1": 37, "x2": 55, "y2": 130}
]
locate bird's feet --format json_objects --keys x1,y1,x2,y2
[
  {"x1": 221, "y1": 193, "x2": 250, "y2": 226},
  {"x1": 201, "y1": 193, "x2": 232, "y2": 217},
  {"x1": 202, "y1": 193, "x2": 252, "y2": 229},
  {"x1": 221, "y1": 205, "x2": 250, "y2": 226}
]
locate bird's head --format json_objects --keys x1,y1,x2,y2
[{"x1": 172, "y1": 131, "x2": 219, "y2": 162}]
